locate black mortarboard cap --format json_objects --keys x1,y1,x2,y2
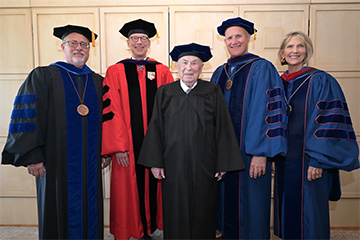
[
  {"x1": 169, "y1": 43, "x2": 213, "y2": 62},
  {"x1": 53, "y1": 24, "x2": 98, "y2": 43},
  {"x1": 217, "y1": 17, "x2": 257, "y2": 36},
  {"x1": 119, "y1": 19, "x2": 157, "y2": 38}
]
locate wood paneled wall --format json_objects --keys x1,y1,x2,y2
[{"x1": 0, "y1": 0, "x2": 359, "y2": 227}]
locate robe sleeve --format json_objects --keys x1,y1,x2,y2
[
  {"x1": 102, "y1": 64, "x2": 130, "y2": 155},
  {"x1": 156, "y1": 64, "x2": 174, "y2": 86},
  {"x1": 215, "y1": 85, "x2": 245, "y2": 172},
  {"x1": 244, "y1": 60, "x2": 288, "y2": 157},
  {"x1": 138, "y1": 86, "x2": 166, "y2": 168},
  {"x1": 2, "y1": 67, "x2": 50, "y2": 167},
  {"x1": 210, "y1": 65, "x2": 223, "y2": 84},
  {"x1": 305, "y1": 72, "x2": 359, "y2": 171}
]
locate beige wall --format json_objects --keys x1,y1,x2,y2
[{"x1": 0, "y1": 0, "x2": 359, "y2": 228}]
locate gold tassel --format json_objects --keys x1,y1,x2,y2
[
  {"x1": 92, "y1": 31, "x2": 95, "y2": 47},
  {"x1": 156, "y1": 28, "x2": 160, "y2": 38},
  {"x1": 254, "y1": 27, "x2": 256, "y2": 40}
]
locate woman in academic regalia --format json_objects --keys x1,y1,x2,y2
[{"x1": 273, "y1": 31, "x2": 359, "y2": 240}]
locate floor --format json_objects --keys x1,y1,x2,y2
[
  {"x1": 0, "y1": 226, "x2": 359, "y2": 239},
  {"x1": 0, "y1": 227, "x2": 113, "y2": 240}
]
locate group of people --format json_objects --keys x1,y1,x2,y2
[{"x1": 1, "y1": 15, "x2": 359, "y2": 240}]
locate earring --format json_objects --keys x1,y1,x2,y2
[{"x1": 280, "y1": 57, "x2": 287, "y2": 65}]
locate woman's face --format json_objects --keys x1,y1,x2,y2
[{"x1": 281, "y1": 36, "x2": 307, "y2": 72}]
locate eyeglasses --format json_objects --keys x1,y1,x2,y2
[
  {"x1": 129, "y1": 36, "x2": 149, "y2": 43},
  {"x1": 63, "y1": 40, "x2": 90, "y2": 49}
]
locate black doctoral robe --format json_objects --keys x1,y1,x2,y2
[
  {"x1": 138, "y1": 79, "x2": 244, "y2": 239},
  {"x1": 2, "y1": 62, "x2": 104, "y2": 239}
]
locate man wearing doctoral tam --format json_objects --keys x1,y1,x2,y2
[
  {"x1": 138, "y1": 43, "x2": 245, "y2": 239},
  {"x1": 211, "y1": 17, "x2": 288, "y2": 239},
  {"x1": 2, "y1": 24, "x2": 106, "y2": 239},
  {"x1": 102, "y1": 18, "x2": 174, "y2": 239}
]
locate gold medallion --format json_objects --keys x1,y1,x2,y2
[
  {"x1": 77, "y1": 104, "x2": 89, "y2": 116},
  {"x1": 223, "y1": 61, "x2": 253, "y2": 91},
  {"x1": 225, "y1": 79, "x2": 233, "y2": 90}
]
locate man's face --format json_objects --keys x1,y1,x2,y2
[
  {"x1": 176, "y1": 55, "x2": 203, "y2": 88},
  {"x1": 127, "y1": 33, "x2": 151, "y2": 60},
  {"x1": 224, "y1": 26, "x2": 251, "y2": 58},
  {"x1": 61, "y1": 32, "x2": 90, "y2": 68}
]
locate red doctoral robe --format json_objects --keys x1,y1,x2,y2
[{"x1": 102, "y1": 58, "x2": 173, "y2": 239}]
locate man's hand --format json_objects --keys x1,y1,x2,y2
[
  {"x1": 249, "y1": 156, "x2": 266, "y2": 179},
  {"x1": 27, "y1": 162, "x2": 45, "y2": 178},
  {"x1": 102, "y1": 156, "x2": 112, "y2": 169},
  {"x1": 115, "y1": 152, "x2": 129, "y2": 167},
  {"x1": 307, "y1": 166, "x2": 323, "y2": 181},
  {"x1": 215, "y1": 172, "x2": 226, "y2": 181},
  {"x1": 151, "y1": 167, "x2": 165, "y2": 179}
]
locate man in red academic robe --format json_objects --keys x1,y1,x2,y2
[{"x1": 102, "y1": 19, "x2": 174, "y2": 239}]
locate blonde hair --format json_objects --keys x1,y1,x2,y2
[{"x1": 278, "y1": 31, "x2": 314, "y2": 66}]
